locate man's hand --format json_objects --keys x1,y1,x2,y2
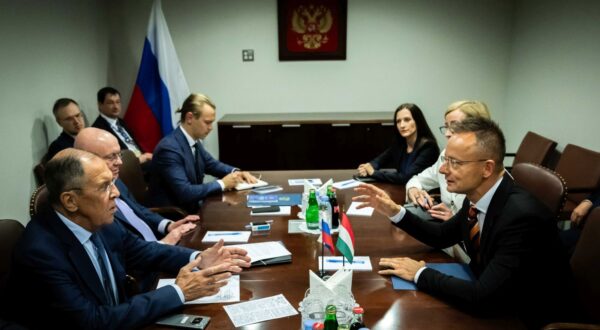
[
  {"x1": 378, "y1": 257, "x2": 425, "y2": 282},
  {"x1": 199, "y1": 239, "x2": 251, "y2": 270},
  {"x1": 221, "y1": 172, "x2": 243, "y2": 190},
  {"x1": 138, "y1": 152, "x2": 153, "y2": 164},
  {"x1": 407, "y1": 187, "x2": 434, "y2": 210},
  {"x1": 353, "y1": 183, "x2": 401, "y2": 217},
  {"x1": 239, "y1": 171, "x2": 258, "y2": 184},
  {"x1": 175, "y1": 259, "x2": 235, "y2": 301},
  {"x1": 428, "y1": 203, "x2": 453, "y2": 221},
  {"x1": 357, "y1": 163, "x2": 375, "y2": 177},
  {"x1": 161, "y1": 222, "x2": 196, "y2": 245},
  {"x1": 168, "y1": 215, "x2": 201, "y2": 232},
  {"x1": 571, "y1": 199, "x2": 593, "y2": 227}
]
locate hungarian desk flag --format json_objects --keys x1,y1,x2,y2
[
  {"x1": 124, "y1": 0, "x2": 190, "y2": 152},
  {"x1": 335, "y1": 213, "x2": 355, "y2": 263}
]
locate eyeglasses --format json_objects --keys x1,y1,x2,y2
[
  {"x1": 439, "y1": 125, "x2": 452, "y2": 134},
  {"x1": 67, "y1": 180, "x2": 116, "y2": 195},
  {"x1": 440, "y1": 155, "x2": 488, "y2": 169},
  {"x1": 103, "y1": 151, "x2": 123, "y2": 162}
]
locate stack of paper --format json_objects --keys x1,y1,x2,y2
[
  {"x1": 346, "y1": 202, "x2": 374, "y2": 217},
  {"x1": 227, "y1": 241, "x2": 292, "y2": 266},
  {"x1": 235, "y1": 179, "x2": 269, "y2": 191}
]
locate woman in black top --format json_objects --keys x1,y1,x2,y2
[{"x1": 357, "y1": 103, "x2": 439, "y2": 184}]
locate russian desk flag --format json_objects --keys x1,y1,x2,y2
[
  {"x1": 124, "y1": 0, "x2": 190, "y2": 152},
  {"x1": 321, "y1": 220, "x2": 335, "y2": 255}
]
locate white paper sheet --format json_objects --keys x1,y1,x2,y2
[
  {"x1": 346, "y1": 201, "x2": 374, "y2": 217},
  {"x1": 318, "y1": 256, "x2": 372, "y2": 271},
  {"x1": 227, "y1": 241, "x2": 291, "y2": 263},
  {"x1": 157, "y1": 276, "x2": 240, "y2": 304},
  {"x1": 235, "y1": 179, "x2": 269, "y2": 191},
  {"x1": 332, "y1": 179, "x2": 360, "y2": 190},
  {"x1": 201, "y1": 231, "x2": 251, "y2": 243},
  {"x1": 223, "y1": 294, "x2": 298, "y2": 327},
  {"x1": 250, "y1": 206, "x2": 291, "y2": 216},
  {"x1": 288, "y1": 178, "x2": 322, "y2": 186}
]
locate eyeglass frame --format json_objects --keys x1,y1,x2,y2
[
  {"x1": 67, "y1": 180, "x2": 117, "y2": 195},
  {"x1": 440, "y1": 155, "x2": 489, "y2": 169},
  {"x1": 102, "y1": 151, "x2": 124, "y2": 162},
  {"x1": 439, "y1": 125, "x2": 453, "y2": 135}
]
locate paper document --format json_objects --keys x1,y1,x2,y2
[
  {"x1": 201, "y1": 231, "x2": 251, "y2": 243},
  {"x1": 228, "y1": 241, "x2": 291, "y2": 263},
  {"x1": 288, "y1": 178, "x2": 322, "y2": 186},
  {"x1": 318, "y1": 256, "x2": 372, "y2": 271},
  {"x1": 392, "y1": 263, "x2": 474, "y2": 290},
  {"x1": 223, "y1": 294, "x2": 298, "y2": 327},
  {"x1": 252, "y1": 185, "x2": 284, "y2": 194},
  {"x1": 251, "y1": 206, "x2": 291, "y2": 216},
  {"x1": 235, "y1": 179, "x2": 269, "y2": 191},
  {"x1": 157, "y1": 276, "x2": 240, "y2": 304},
  {"x1": 347, "y1": 202, "x2": 374, "y2": 217},
  {"x1": 332, "y1": 179, "x2": 360, "y2": 190}
]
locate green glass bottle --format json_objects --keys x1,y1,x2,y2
[
  {"x1": 306, "y1": 189, "x2": 319, "y2": 230},
  {"x1": 324, "y1": 305, "x2": 338, "y2": 330}
]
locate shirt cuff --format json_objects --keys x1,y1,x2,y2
[
  {"x1": 217, "y1": 180, "x2": 225, "y2": 191},
  {"x1": 190, "y1": 251, "x2": 201, "y2": 263},
  {"x1": 389, "y1": 207, "x2": 407, "y2": 223},
  {"x1": 158, "y1": 219, "x2": 172, "y2": 234},
  {"x1": 414, "y1": 266, "x2": 427, "y2": 284},
  {"x1": 170, "y1": 284, "x2": 186, "y2": 303}
]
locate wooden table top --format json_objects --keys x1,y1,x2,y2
[{"x1": 152, "y1": 170, "x2": 523, "y2": 329}]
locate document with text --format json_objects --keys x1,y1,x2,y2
[
  {"x1": 157, "y1": 275, "x2": 240, "y2": 304},
  {"x1": 223, "y1": 294, "x2": 298, "y2": 327}
]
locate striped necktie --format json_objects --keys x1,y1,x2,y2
[{"x1": 467, "y1": 204, "x2": 481, "y2": 259}]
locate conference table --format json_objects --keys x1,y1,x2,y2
[{"x1": 153, "y1": 170, "x2": 524, "y2": 329}]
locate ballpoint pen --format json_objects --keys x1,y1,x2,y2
[
  {"x1": 326, "y1": 259, "x2": 365, "y2": 264},
  {"x1": 206, "y1": 232, "x2": 243, "y2": 236}
]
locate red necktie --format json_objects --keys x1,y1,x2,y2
[{"x1": 467, "y1": 205, "x2": 481, "y2": 257}]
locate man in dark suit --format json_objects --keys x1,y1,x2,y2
[
  {"x1": 75, "y1": 127, "x2": 198, "y2": 245},
  {"x1": 354, "y1": 117, "x2": 577, "y2": 327},
  {"x1": 6, "y1": 149, "x2": 250, "y2": 329},
  {"x1": 92, "y1": 87, "x2": 153, "y2": 166},
  {"x1": 46, "y1": 98, "x2": 85, "y2": 160},
  {"x1": 148, "y1": 93, "x2": 257, "y2": 213}
]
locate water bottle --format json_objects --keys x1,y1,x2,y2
[
  {"x1": 306, "y1": 189, "x2": 319, "y2": 230},
  {"x1": 319, "y1": 194, "x2": 331, "y2": 229}
]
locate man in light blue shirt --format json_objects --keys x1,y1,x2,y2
[{"x1": 7, "y1": 149, "x2": 250, "y2": 329}]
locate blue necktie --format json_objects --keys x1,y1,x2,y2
[
  {"x1": 113, "y1": 123, "x2": 141, "y2": 153},
  {"x1": 90, "y1": 233, "x2": 117, "y2": 306},
  {"x1": 115, "y1": 198, "x2": 158, "y2": 241},
  {"x1": 194, "y1": 142, "x2": 203, "y2": 183}
]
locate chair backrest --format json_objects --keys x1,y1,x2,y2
[
  {"x1": 512, "y1": 131, "x2": 558, "y2": 167},
  {"x1": 119, "y1": 149, "x2": 148, "y2": 204},
  {"x1": 33, "y1": 162, "x2": 46, "y2": 187},
  {"x1": 29, "y1": 185, "x2": 50, "y2": 217},
  {"x1": 554, "y1": 144, "x2": 600, "y2": 212},
  {"x1": 570, "y1": 207, "x2": 600, "y2": 322},
  {"x1": 0, "y1": 219, "x2": 25, "y2": 292},
  {"x1": 511, "y1": 162, "x2": 567, "y2": 218}
]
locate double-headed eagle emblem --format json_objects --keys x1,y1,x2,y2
[{"x1": 291, "y1": 4, "x2": 333, "y2": 49}]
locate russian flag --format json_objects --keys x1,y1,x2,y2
[
  {"x1": 124, "y1": 0, "x2": 190, "y2": 152},
  {"x1": 321, "y1": 220, "x2": 335, "y2": 255}
]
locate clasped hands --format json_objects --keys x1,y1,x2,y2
[
  {"x1": 407, "y1": 187, "x2": 453, "y2": 221},
  {"x1": 356, "y1": 163, "x2": 375, "y2": 177},
  {"x1": 175, "y1": 239, "x2": 251, "y2": 301}
]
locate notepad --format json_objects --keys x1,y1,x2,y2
[
  {"x1": 234, "y1": 179, "x2": 269, "y2": 191},
  {"x1": 227, "y1": 241, "x2": 292, "y2": 266}
]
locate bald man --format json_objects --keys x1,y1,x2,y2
[
  {"x1": 7, "y1": 149, "x2": 250, "y2": 329},
  {"x1": 75, "y1": 127, "x2": 198, "y2": 245}
]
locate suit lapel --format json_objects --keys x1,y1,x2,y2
[
  {"x1": 45, "y1": 211, "x2": 110, "y2": 304},
  {"x1": 175, "y1": 128, "x2": 201, "y2": 184},
  {"x1": 479, "y1": 172, "x2": 514, "y2": 262}
]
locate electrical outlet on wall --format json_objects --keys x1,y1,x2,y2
[{"x1": 242, "y1": 49, "x2": 254, "y2": 62}]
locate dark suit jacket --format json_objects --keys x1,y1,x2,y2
[
  {"x1": 395, "y1": 174, "x2": 577, "y2": 327},
  {"x1": 369, "y1": 138, "x2": 439, "y2": 184},
  {"x1": 92, "y1": 115, "x2": 144, "y2": 153},
  {"x1": 46, "y1": 131, "x2": 74, "y2": 161},
  {"x1": 148, "y1": 127, "x2": 235, "y2": 213},
  {"x1": 114, "y1": 179, "x2": 165, "y2": 239},
  {"x1": 7, "y1": 210, "x2": 194, "y2": 330}
]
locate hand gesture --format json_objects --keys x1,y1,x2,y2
[
  {"x1": 352, "y1": 183, "x2": 401, "y2": 217},
  {"x1": 160, "y1": 222, "x2": 196, "y2": 245},
  {"x1": 428, "y1": 203, "x2": 453, "y2": 221},
  {"x1": 168, "y1": 215, "x2": 201, "y2": 233},
  {"x1": 199, "y1": 239, "x2": 251, "y2": 270},
  {"x1": 407, "y1": 187, "x2": 434, "y2": 210},
  {"x1": 175, "y1": 258, "x2": 234, "y2": 301}
]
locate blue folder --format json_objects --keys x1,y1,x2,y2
[
  {"x1": 391, "y1": 263, "x2": 475, "y2": 290},
  {"x1": 246, "y1": 193, "x2": 302, "y2": 206}
]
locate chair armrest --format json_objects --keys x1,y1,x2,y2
[
  {"x1": 543, "y1": 322, "x2": 600, "y2": 330},
  {"x1": 149, "y1": 207, "x2": 188, "y2": 220}
]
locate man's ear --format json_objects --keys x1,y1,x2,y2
[
  {"x1": 60, "y1": 191, "x2": 79, "y2": 213},
  {"x1": 482, "y1": 160, "x2": 496, "y2": 178}
]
